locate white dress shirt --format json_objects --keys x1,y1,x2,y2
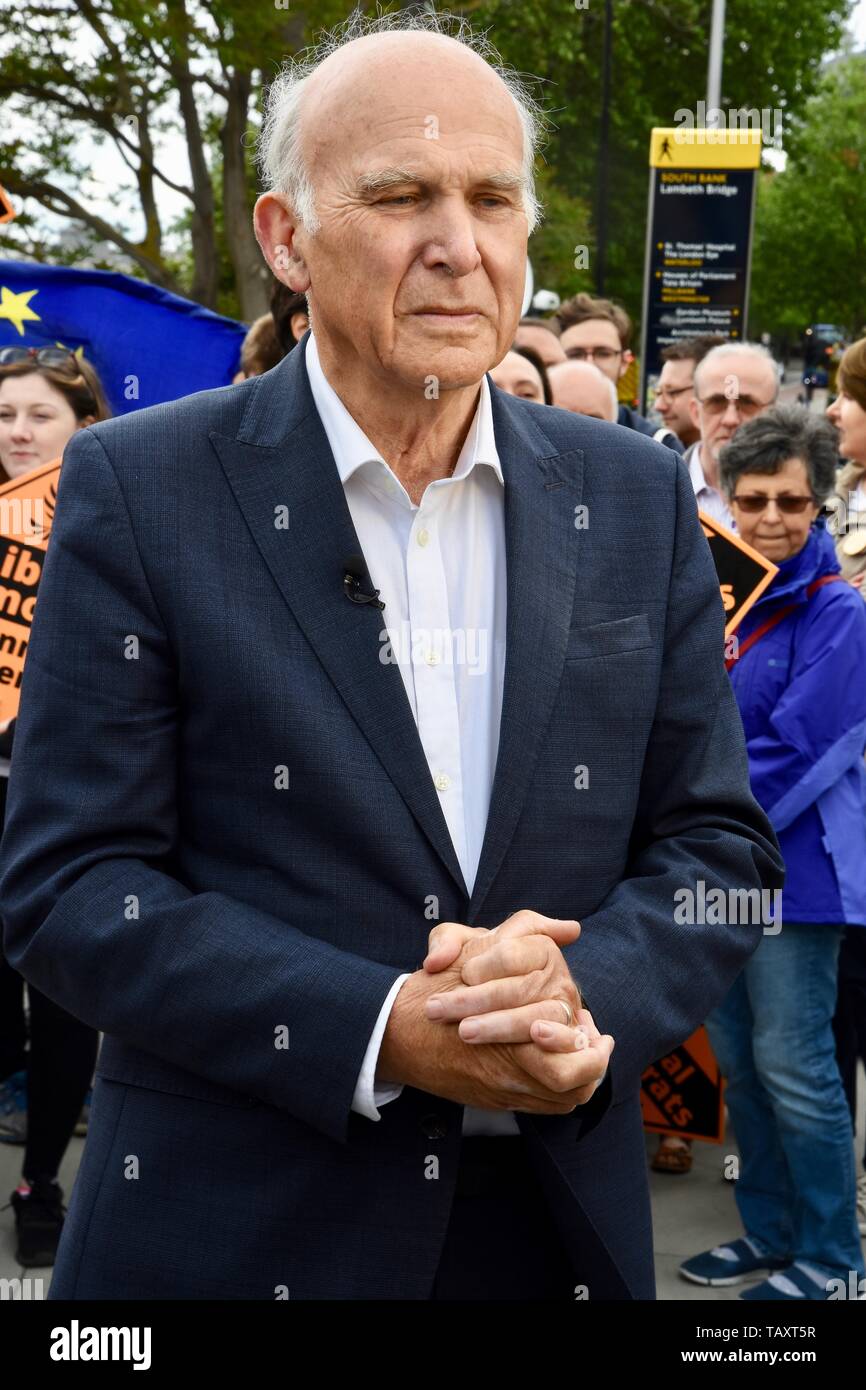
[
  {"x1": 685, "y1": 442, "x2": 736, "y2": 532},
  {"x1": 304, "y1": 330, "x2": 519, "y2": 1136}
]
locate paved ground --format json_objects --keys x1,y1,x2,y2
[
  {"x1": 648, "y1": 1060, "x2": 865, "y2": 1299},
  {"x1": 2, "y1": 1061, "x2": 863, "y2": 1299}
]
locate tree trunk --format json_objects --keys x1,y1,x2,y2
[
  {"x1": 221, "y1": 68, "x2": 270, "y2": 322},
  {"x1": 174, "y1": 68, "x2": 218, "y2": 309}
]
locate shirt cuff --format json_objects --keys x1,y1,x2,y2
[{"x1": 351, "y1": 973, "x2": 411, "y2": 1121}]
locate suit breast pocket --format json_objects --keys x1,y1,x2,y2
[{"x1": 564, "y1": 613, "x2": 653, "y2": 662}]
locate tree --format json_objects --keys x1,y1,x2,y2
[
  {"x1": 749, "y1": 55, "x2": 866, "y2": 342},
  {"x1": 0, "y1": 0, "x2": 856, "y2": 325},
  {"x1": 0, "y1": 0, "x2": 340, "y2": 319},
  {"x1": 471, "y1": 0, "x2": 853, "y2": 320}
]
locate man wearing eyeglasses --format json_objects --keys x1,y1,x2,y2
[
  {"x1": 555, "y1": 292, "x2": 684, "y2": 455},
  {"x1": 655, "y1": 335, "x2": 727, "y2": 448},
  {"x1": 685, "y1": 342, "x2": 781, "y2": 532}
]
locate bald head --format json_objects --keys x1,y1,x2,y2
[
  {"x1": 549, "y1": 360, "x2": 618, "y2": 422},
  {"x1": 252, "y1": 14, "x2": 542, "y2": 410},
  {"x1": 258, "y1": 18, "x2": 544, "y2": 236}
]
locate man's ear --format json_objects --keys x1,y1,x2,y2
[
  {"x1": 688, "y1": 395, "x2": 702, "y2": 432},
  {"x1": 619, "y1": 349, "x2": 633, "y2": 380},
  {"x1": 253, "y1": 192, "x2": 311, "y2": 294}
]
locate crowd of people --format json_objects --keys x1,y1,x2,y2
[
  {"x1": 1, "y1": 278, "x2": 865, "y2": 1298},
  {"x1": 487, "y1": 301, "x2": 866, "y2": 1297}
]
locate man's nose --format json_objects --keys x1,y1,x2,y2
[{"x1": 423, "y1": 199, "x2": 483, "y2": 277}]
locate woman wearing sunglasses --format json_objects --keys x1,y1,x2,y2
[
  {"x1": 0, "y1": 346, "x2": 109, "y2": 1267},
  {"x1": 680, "y1": 403, "x2": 866, "y2": 1301}
]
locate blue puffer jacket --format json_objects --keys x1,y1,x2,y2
[{"x1": 729, "y1": 525, "x2": 866, "y2": 927}]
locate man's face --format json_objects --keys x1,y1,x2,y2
[
  {"x1": 513, "y1": 324, "x2": 565, "y2": 367},
  {"x1": 689, "y1": 352, "x2": 778, "y2": 464},
  {"x1": 549, "y1": 361, "x2": 616, "y2": 421},
  {"x1": 253, "y1": 35, "x2": 529, "y2": 393},
  {"x1": 559, "y1": 318, "x2": 626, "y2": 384},
  {"x1": 655, "y1": 358, "x2": 696, "y2": 438}
]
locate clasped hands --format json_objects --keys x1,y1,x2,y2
[{"x1": 377, "y1": 910, "x2": 615, "y2": 1115}]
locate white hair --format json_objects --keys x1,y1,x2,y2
[
  {"x1": 256, "y1": 7, "x2": 548, "y2": 236},
  {"x1": 694, "y1": 340, "x2": 781, "y2": 398}
]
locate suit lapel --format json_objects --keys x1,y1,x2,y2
[
  {"x1": 211, "y1": 339, "x2": 469, "y2": 899},
  {"x1": 211, "y1": 338, "x2": 584, "y2": 918},
  {"x1": 467, "y1": 391, "x2": 585, "y2": 921}
]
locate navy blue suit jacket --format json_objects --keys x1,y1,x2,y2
[{"x1": 0, "y1": 331, "x2": 783, "y2": 1299}]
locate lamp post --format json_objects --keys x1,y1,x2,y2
[
  {"x1": 594, "y1": 0, "x2": 613, "y2": 294},
  {"x1": 707, "y1": 0, "x2": 726, "y2": 115}
]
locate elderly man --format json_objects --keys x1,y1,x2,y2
[
  {"x1": 555, "y1": 291, "x2": 683, "y2": 453},
  {"x1": 0, "y1": 13, "x2": 783, "y2": 1301},
  {"x1": 654, "y1": 334, "x2": 726, "y2": 448},
  {"x1": 685, "y1": 341, "x2": 781, "y2": 530},
  {"x1": 548, "y1": 359, "x2": 619, "y2": 422}
]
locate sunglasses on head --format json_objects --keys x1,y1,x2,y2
[
  {"x1": 0, "y1": 346, "x2": 82, "y2": 372},
  {"x1": 732, "y1": 493, "x2": 816, "y2": 514}
]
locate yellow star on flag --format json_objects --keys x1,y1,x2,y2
[{"x1": 0, "y1": 287, "x2": 41, "y2": 336}]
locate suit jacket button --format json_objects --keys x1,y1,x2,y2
[{"x1": 419, "y1": 1113, "x2": 448, "y2": 1139}]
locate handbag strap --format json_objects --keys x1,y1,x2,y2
[{"x1": 725, "y1": 574, "x2": 846, "y2": 672}]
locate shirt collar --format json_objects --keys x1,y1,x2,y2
[
  {"x1": 688, "y1": 444, "x2": 714, "y2": 496},
  {"x1": 304, "y1": 329, "x2": 504, "y2": 490}
]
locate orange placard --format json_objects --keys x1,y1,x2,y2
[
  {"x1": 641, "y1": 1026, "x2": 725, "y2": 1143},
  {"x1": 0, "y1": 181, "x2": 16, "y2": 224},
  {"x1": 0, "y1": 459, "x2": 61, "y2": 720},
  {"x1": 699, "y1": 508, "x2": 778, "y2": 638}
]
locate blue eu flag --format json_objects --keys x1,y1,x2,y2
[{"x1": 0, "y1": 261, "x2": 247, "y2": 413}]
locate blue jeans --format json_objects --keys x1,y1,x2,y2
[{"x1": 705, "y1": 921, "x2": 864, "y2": 1284}]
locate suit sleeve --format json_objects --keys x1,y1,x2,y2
[
  {"x1": 563, "y1": 457, "x2": 785, "y2": 1108},
  {"x1": 0, "y1": 427, "x2": 403, "y2": 1145}
]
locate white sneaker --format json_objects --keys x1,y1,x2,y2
[{"x1": 857, "y1": 1172, "x2": 866, "y2": 1237}]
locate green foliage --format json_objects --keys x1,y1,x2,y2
[
  {"x1": 749, "y1": 55, "x2": 866, "y2": 341},
  {"x1": 0, "y1": 0, "x2": 857, "y2": 329},
  {"x1": 471, "y1": 0, "x2": 853, "y2": 323}
]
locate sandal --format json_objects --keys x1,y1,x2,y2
[{"x1": 651, "y1": 1136, "x2": 693, "y2": 1174}]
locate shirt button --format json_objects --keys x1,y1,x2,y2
[
  {"x1": 425, "y1": 650, "x2": 440, "y2": 666},
  {"x1": 417, "y1": 528, "x2": 430, "y2": 547},
  {"x1": 419, "y1": 1113, "x2": 449, "y2": 1139},
  {"x1": 434, "y1": 772, "x2": 450, "y2": 792}
]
